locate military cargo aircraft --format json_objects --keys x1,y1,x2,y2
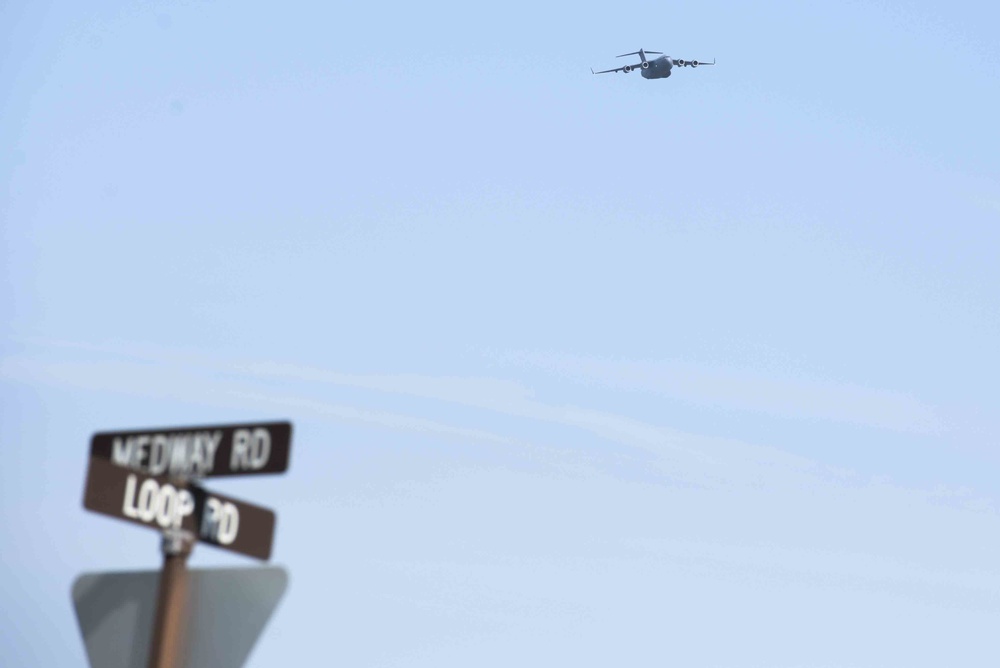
[{"x1": 592, "y1": 48, "x2": 715, "y2": 80}]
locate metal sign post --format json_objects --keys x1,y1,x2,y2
[{"x1": 147, "y1": 529, "x2": 195, "y2": 668}]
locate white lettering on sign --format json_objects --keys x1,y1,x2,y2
[
  {"x1": 201, "y1": 497, "x2": 240, "y2": 545},
  {"x1": 230, "y1": 428, "x2": 271, "y2": 471},
  {"x1": 111, "y1": 431, "x2": 222, "y2": 477},
  {"x1": 112, "y1": 437, "x2": 131, "y2": 467},
  {"x1": 121, "y1": 474, "x2": 195, "y2": 529}
]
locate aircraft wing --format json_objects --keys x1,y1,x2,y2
[{"x1": 591, "y1": 63, "x2": 640, "y2": 74}]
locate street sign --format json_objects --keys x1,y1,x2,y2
[
  {"x1": 83, "y1": 458, "x2": 276, "y2": 560},
  {"x1": 90, "y1": 421, "x2": 292, "y2": 478},
  {"x1": 72, "y1": 567, "x2": 288, "y2": 668}
]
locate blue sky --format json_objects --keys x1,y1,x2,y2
[{"x1": 3, "y1": 0, "x2": 1000, "y2": 666}]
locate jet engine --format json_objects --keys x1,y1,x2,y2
[
  {"x1": 641, "y1": 61, "x2": 649, "y2": 69},
  {"x1": 676, "y1": 59, "x2": 686, "y2": 66},
  {"x1": 691, "y1": 60, "x2": 699, "y2": 67},
  {"x1": 622, "y1": 65, "x2": 632, "y2": 73}
]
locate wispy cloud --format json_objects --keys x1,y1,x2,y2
[
  {"x1": 6, "y1": 339, "x2": 1000, "y2": 595},
  {"x1": 0, "y1": 338, "x2": 942, "y2": 478},
  {"x1": 7, "y1": 335, "x2": 942, "y2": 434},
  {"x1": 488, "y1": 351, "x2": 943, "y2": 434},
  {"x1": 228, "y1": 389, "x2": 520, "y2": 447},
  {"x1": 3, "y1": 337, "x2": 979, "y2": 506},
  {"x1": 231, "y1": 360, "x2": 727, "y2": 466},
  {"x1": 974, "y1": 195, "x2": 1000, "y2": 216},
  {"x1": 0, "y1": 353, "x2": 519, "y2": 448},
  {"x1": 2, "y1": 339, "x2": 801, "y2": 483}
]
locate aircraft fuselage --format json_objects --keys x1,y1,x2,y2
[{"x1": 640, "y1": 55, "x2": 673, "y2": 79}]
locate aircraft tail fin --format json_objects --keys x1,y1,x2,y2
[{"x1": 617, "y1": 49, "x2": 663, "y2": 63}]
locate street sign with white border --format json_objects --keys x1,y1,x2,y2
[
  {"x1": 83, "y1": 457, "x2": 276, "y2": 560},
  {"x1": 90, "y1": 421, "x2": 292, "y2": 478}
]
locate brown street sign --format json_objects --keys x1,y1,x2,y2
[
  {"x1": 83, "y1": 457, "x2": 276, "y2": 560},
  {"x1": 90, "y1": 421, "x2": 292, "y2": 478}
]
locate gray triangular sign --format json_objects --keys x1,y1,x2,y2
[{"x1": 72, "y1": 567, "x2": 288, "y2": 668}]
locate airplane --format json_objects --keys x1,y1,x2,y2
[{"x1": 591, "y1": 48, "x2": 715, "y2": 80}]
